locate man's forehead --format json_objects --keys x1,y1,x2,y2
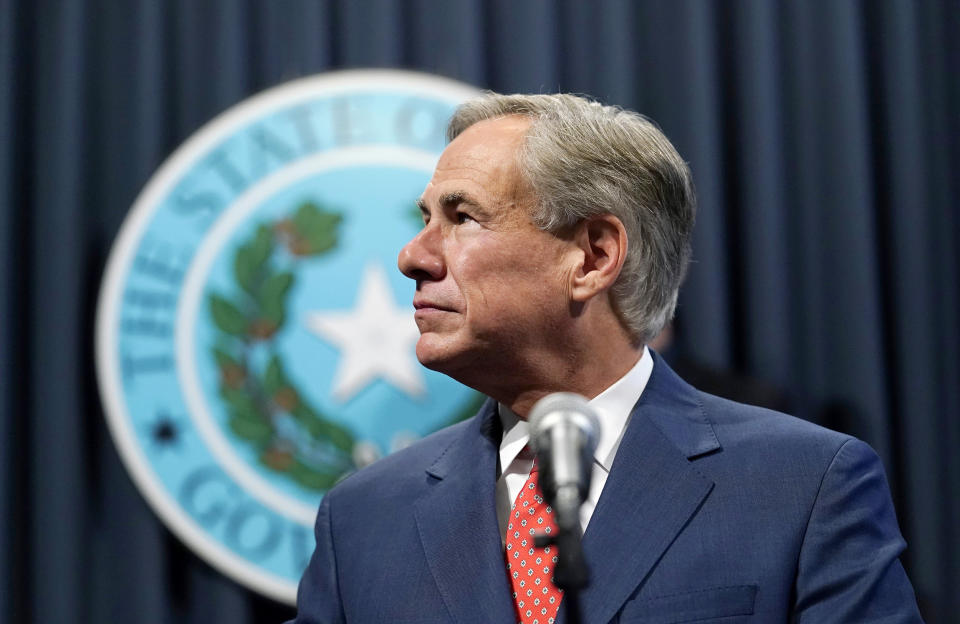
[{"x1": 421, "y1": 116, "x2": 532, "y2": 201}]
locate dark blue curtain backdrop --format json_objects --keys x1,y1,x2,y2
[{"x1": 2, "y1": 1, "x2": 957, "y2": 622}]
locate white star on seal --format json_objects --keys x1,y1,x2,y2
[{"x1": 304, "y1": 262, "x2": 425, "y2": 402}]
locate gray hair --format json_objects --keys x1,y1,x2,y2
[{"x1": 447, "y1": 93, "x2": 696, "y2": 344}]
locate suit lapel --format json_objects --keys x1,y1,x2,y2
[
  {"x1": 564, "y1": 354, "x2": 720, "y2": 624},
  {"x1": 414, "y1": 400, "x2": 516, "y2": 623}
]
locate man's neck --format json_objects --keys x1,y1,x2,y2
[{"x1": 494, "y1": 340, "x2": 644, "y2": 419}]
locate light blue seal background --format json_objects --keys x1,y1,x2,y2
[
  {"x1": 110, "y1": 83, "x2": 475, "y2": 589},
  {"x1": 194, "y1": 163, "x2": 476, "y2": 508}
]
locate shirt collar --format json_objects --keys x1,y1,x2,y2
[{"x1": 498, "y1": 346, "x2": 654, "y2": 473}]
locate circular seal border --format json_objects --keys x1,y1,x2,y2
[{"x1": 95, "y1": 70, "x2": 480, "y2": 604}]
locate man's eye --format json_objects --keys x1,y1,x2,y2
[{"x1": 455, "y1": 212, "x2": 474, "y2": 224}]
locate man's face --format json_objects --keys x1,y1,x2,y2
[{"x1": 398, "y1": 116, "x2": 575, "y2": 380}]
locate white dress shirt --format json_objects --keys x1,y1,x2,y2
[{"x1": 495, "y1": 347, "x2": 654, "y2": 541}]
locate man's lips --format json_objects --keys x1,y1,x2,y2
[{"x1": 412, "y1": 298, "x2": 456, "y2": 313}]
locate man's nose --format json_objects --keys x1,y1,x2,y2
[{"x1": 398, "y1": 224, "x2": 445, "y2": 281}]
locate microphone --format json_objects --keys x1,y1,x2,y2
[{"x1": 528, "y1": 392, "x2": 601, "y2": 535}]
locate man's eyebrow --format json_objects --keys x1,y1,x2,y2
[
  {"x1": 418, "y1": 192, "x2": 485, "y2": 216},
  {"x1": 438, "y1": 191, "x2": 482, "y2": 211}
]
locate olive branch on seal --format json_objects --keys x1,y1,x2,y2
[
  {"x1": 207, "y1": 201, "x2": 357, "y2": 491},
  {"x1": 207, "y1": 199, "x2": 487, "y2": 491}
]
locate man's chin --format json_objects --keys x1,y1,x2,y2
[
  {"x1": 415, "y1": 337, "x2": 501, "y2": 398},
  {"x1": 414, "y1": 336, "x2": 471, "y2": 377},
  {"x1": 414, "y1": 342, "x2": 454, "y2": 373}
]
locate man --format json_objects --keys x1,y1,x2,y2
[{"x1": 290, "y1": 94, "x2": 922, "y2": 623}]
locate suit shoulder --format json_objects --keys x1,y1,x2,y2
[{"x1": 696, "y1": 390, "x2": 854, "y2": 461}]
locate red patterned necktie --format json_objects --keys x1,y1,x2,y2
[{"x1": 505, "y1": 456, "x2": 564, "y2": 624}]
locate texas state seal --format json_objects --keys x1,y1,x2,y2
[{"x1": 96, "y1": 70, "x2": 481, "y2": 604}]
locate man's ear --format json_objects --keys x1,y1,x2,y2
[{"x1": 569, "y1": 214, "x2": 628, "y2": 302}]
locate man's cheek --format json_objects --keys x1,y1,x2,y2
[{"x1": 471, "y1": 280, "x2": 509, "y2": 309}]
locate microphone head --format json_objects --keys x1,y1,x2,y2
[{"x1": 528, "y1": 392, "x2": 601, "y2": 457}]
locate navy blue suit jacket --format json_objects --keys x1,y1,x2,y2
[{"x1": 291, "y1": 353, "x2": 922, "y2": 623}]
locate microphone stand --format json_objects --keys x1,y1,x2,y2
[
  {"x1": 528, "y1": 392, "x2": 600, "y2": 624},
  {"x1": 535, "y1": 484, "x2": 588, "y2": 624}
]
